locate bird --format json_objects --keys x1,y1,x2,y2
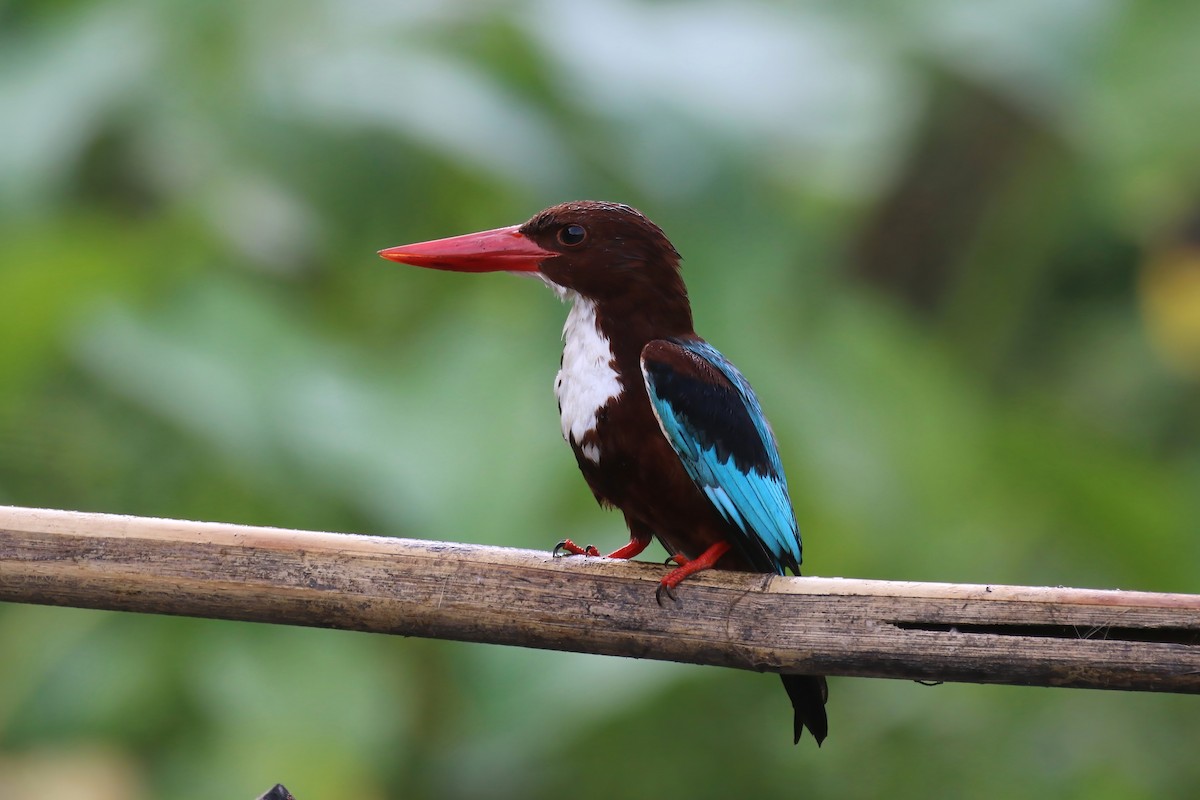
[{"x1": 379, "y1": 200, "x2": 828, "y2": 746}]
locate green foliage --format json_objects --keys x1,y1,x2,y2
[{"x1": 1, "y1": 1, "x2": 1198, "y2": 798}]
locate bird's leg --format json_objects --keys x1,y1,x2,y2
[
  {"x1": 604, "y1": 525, "x2": 653, "y2": 560},
  {"x1": 656, "y1": 540, "x2": 731, "y2": 606},
  {"x1": 555, "y1": 521, "x2": 652, "y2": 560}
]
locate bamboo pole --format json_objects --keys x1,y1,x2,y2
[{"x1": 1, "y1": 505, "x2": 1197, "y2": 692}]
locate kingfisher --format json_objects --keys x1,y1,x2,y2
[{"x1": 379, "y1": 201, "x2": 829, "y2": 745}]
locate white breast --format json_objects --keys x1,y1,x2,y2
[{"x1": 553, "y1": 292, "x2": 623, "y2": 464}]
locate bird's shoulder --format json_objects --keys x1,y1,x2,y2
[{"x1": 641, "y1": 337, "x2": 729, "y2": 383}]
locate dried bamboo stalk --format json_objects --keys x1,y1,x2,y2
[{"x1": 1, "y1": 505, "x2": 1197, "y2": 692}]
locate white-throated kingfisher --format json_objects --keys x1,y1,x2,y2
[{"x1": 379, "y1": 201, "x2": 829, "y2": 745}]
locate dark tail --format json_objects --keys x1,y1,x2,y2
[{"x1": 781, "y1": 674, "x2": 828, "y2": 746}]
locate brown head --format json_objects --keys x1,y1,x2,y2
[{"x1": 379, "y1": 201, "x2": 693, "y2": 334}]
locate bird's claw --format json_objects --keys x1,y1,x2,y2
[
  {"x1": 663, "y1": 553, "x2": 688, "y2": 566},
  {"x1": 553, "y1": 539, "x2": 599, "y2": 558},
  {"x1": 655, "y1": 582, "x2": 680, "y2": 608}
]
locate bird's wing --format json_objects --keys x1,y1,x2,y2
[{"x1": 640, "y1": 338, "x2": 801, "y2": 574}]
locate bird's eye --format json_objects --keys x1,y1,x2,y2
[{"x1": 557, "y1": 224, "x2": 587, "y2": 246}]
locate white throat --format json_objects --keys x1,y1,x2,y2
[{"x1": 553, "y1": 291, "x2": 623, "y2": 464}]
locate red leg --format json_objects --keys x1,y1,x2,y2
[
  {"x1": 607, "y1": 519, "x2": 655, "y2": 560},
  {"x1": 656, "y1": 541, "x2": 731, "y2": 605},
  {"x1": 605, "y1": 530, "x2": 653, "y2": 560}
]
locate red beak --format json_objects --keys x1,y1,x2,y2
[{"x1": 378, "y1": 224, "x2": 555, "y2": 273}]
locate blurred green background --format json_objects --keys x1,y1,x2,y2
[{"x1": 2, "y1": 1, "x2": 1199, "y2": 798}]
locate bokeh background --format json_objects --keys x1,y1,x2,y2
[{"x1": 2, "y1": 1, "x2": 1199, "y2": 798}]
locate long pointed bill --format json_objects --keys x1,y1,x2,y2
[{"x1": 378, "y1": 224, "x2": 554, "y2": 273}]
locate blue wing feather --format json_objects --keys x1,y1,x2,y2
[{"x1": 641, "y1": 338, "x2": 802, "y2": 574}]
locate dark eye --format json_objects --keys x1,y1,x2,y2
[{"x1": 557, "y1": 224, "x2": 586, "y2": 246}]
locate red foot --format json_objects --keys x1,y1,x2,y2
[
  {"x1": 553, "y1": 539, "x2": 599, "y2": 557},
  {"x1": 656, "y1": 541, "x2": 731, "y2": 606}
]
